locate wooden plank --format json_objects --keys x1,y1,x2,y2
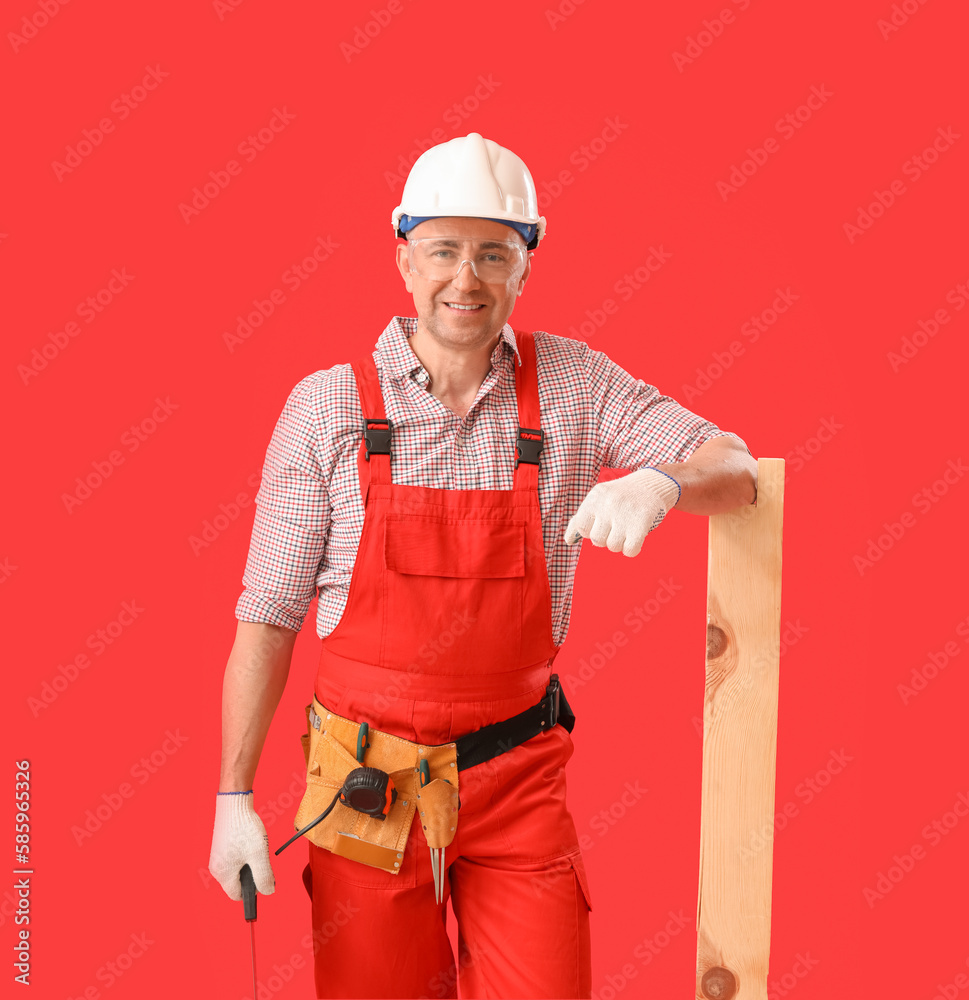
[{"x1": 695, "y1": 457, "x2": 785, "y2": 1000}]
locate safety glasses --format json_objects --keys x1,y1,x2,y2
[{"x1": 406, "y1": 236, "x2": 527, "y2": 283}]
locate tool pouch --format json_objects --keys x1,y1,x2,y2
[
  {"x1": 294, "y1": 698, "x2": 459, "y2": 875},
  {"x1": 416, "y1": 777, "x2": 460, "y2": 852}
]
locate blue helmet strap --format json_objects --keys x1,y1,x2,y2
[{"x1": 398, "y1": 214, "x2": 537, "y2": 250}]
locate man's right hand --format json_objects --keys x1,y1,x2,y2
[{"x1": 208, "y1": 791, "x2": 276, "y2": 900}]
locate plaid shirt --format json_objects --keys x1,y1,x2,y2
[{"x1": 235, "y1": 316, "x2": 744, "y2": 645}]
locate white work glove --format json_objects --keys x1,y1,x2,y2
[
  {"x1": 564, "y1": 467, "x2": 681, "y2": 557},
  {"x1": 208, "y1": 791, "x2": 276, "y2": 900}
]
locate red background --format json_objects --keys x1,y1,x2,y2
[{"x1": 3, "y1": 0, "x2": 967, "y2": 997}]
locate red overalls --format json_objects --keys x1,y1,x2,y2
[{"x1": 305, "y1": 332, "x2": 592, "y2": 999}]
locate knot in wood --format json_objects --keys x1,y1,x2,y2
[
  {"x1": 700, "y1": 966, "x2": 737, "y2": 999},
  {"x1": 706, "y1": 624, "x2": 728, "y2": 660}
]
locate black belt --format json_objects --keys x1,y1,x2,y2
[
  {"x1": 310, "y1": 675, "x2": 575, "y2": 770},
  {"x1": 455, "y1": 673, "x2": 575, "y2": 771}
]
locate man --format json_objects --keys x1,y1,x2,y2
[{"x1": 209, "y1": 132, "x2": 756, "y2": 999}]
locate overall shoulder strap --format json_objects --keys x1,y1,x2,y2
[
  {"x1": 350, "y1": 354, "x2": 390, "y2": 505},
  {"x1": 512, "y1": 330, "x2": 542, "y2": 489}
]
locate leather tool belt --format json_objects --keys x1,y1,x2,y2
[{"x1": 293, "y1": 674, "x2": 574, "y2": 874}]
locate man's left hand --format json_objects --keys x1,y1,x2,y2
[{"x1": 564, "y1": 468, "x2": 681, "y2": 557}]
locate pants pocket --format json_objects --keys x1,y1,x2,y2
[{"x1": 568, "y1": 849, "x2": 593, "y2": 911}]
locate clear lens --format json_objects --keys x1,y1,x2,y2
[{"x1": 407, "y1": 236, "x2": 526, "y2": 282}]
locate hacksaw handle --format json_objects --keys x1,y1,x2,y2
[{"x1": 240, "y1": 864, "x2": 257, "y2": 921}]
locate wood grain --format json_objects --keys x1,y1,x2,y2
[{"x1": 695, "y1": 458, "x2": 785, "y2": 1000}]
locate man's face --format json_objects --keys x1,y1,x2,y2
[{"x1": 395, "y1": 217, "x2": 532, "y2": 351}]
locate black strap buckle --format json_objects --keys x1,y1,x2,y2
[
  {"x1": 516, "y1": 426, "x2": 544, "y2": 468},
  {"x1": 545, "y1": 674, "x2": 561, "y2": 728},
  {"x1": 363, "y1": 418, "x2": 391, "y2": 461}
]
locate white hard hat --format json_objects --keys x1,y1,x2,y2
[{"x1": 392, "y1": 133, "x2": 546, "y2": 249}]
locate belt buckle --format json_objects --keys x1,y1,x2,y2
[
  {"x1": 363, "y1": 418, "x2": 392, "y2": 460},
  {"x1": 545, "y1": 674, "x2": 561, "y2": 728},
  {"x1": 515, "y1": 426, "x2": 544, "y2": 468}
]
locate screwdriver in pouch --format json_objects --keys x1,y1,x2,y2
[{"x1": 240, "y1": 864, "x2": 257, "y2": 999}]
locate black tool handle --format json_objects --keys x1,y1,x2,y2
[{"x1": 240, "y1": 864, "x2": 257, "y2": 922}]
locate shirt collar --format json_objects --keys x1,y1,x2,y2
[{"x1": 376, "y1": 317, "x2": 522, "y2": 380}]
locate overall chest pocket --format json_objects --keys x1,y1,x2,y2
[{"x1": 381, "y1": 514, "x2": 525, "y2": 670}]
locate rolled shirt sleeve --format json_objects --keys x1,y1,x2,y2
[
  {"x1": 234, "y1": 374, "x2": 331, "y2": 632},
  {"x1": 581, "y1": 342, "x2": 749, "y2": 470}
]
